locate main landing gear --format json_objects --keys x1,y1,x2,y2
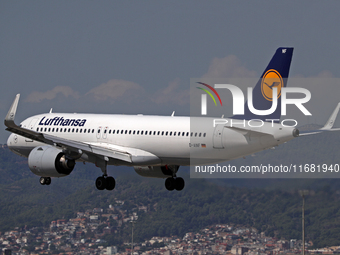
[
  {"x1": 165, "y1": 176, "x2": 185, "y2": 191},
  {"x1": 95, "y1": 175, "x2": 115, "y2": 190},
  {"x1": 95, "y1": 158, "x2": 115, "y2": 191},
  {"x1": 40, "y1": 177, "x2": 51, "y2": 185}
]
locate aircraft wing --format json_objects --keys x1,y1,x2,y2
[{"x1": 4, "y1": 94, "x2": 132, "y2": 163}]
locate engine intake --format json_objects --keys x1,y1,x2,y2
[{"x1": 28, "y1": 146, "x2": 75, "y2": 177}]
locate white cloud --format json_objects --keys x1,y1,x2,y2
[
  {"x1": 202, "y1": 55, "x2": 257, "y2": 79},
  {"x1": 25, "y1": 86, "x2": 79, "y2": 103},
  {"x1": 151, "y1": 79, "x2": 189, "y2": 105},
  {"x1": 85, "y1": 79, "x2": 144, "y2": 102}
]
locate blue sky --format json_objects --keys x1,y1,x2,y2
[{"x1": 1, "y1": 1, "x2": 340, "y2": 143}]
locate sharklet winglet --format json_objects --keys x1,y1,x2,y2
[{"x1": 4, "y1": 94, "x2": 20, "y2": 128}]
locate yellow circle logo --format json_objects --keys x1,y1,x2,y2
[{"x1": 261, "y1": 69, "x2": 283, "y2": 101}]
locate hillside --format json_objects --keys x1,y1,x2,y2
[{"x1": 0, "y1": 128, "x2": 340, "y2": 248}]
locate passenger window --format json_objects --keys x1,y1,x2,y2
[
  {"x1": 153, "y1": 131, "x2": 156, "y2": 135},
  {"x1": 161, "y1": 131, "x2": 164, "y2": 135},
  {"x1": 72, "y1": 128, "x2": 75, "y2": 133},
  {"x1": 76, "y1": 129, "x2": 78, "y2": 133},
  {"x1": 203, "y1": 133, "x2": 206, "y2": 137},
  {"x1": 129, "y1": 130, "x2": 132, "y2": 134},
  {"x1": 121, "y1": 130, "x2": 124, "y2": 134},
  {"x1": 64, "y1": 128, "x2": 67, "y2": 132},
  {"x1": 174, "y1": 132, "x2": 176, "y2": 136},
  {"x1": 191, "y1": 132, "x2": 193, "y2": 137},
  {"x1": 48, "y1": 128, "x2": 51, "y2": 132},
  {"x1": 125, "y1": 130, "x2": 127, "y2": 134},
  {"x1": 80, "y1": 129, "x2": 82, "y2": 133},
  {"x1": 182, "y1": 132, "x2": 185, "y2": 136},
  {"x1": 169, "y1": 132, "x2": 172, "y2": 136},
  {"x1": 137, "y1": 131, "x2": 140, "y2": 135},
  {"x1": 157, "y1": 131, "x2": 160, "y2": 135},
  {"x1": 141, "y1": 131, "x2": 144, "y2": 135},
  {"x1": 186, "y1": 132, "x2": 189, "y2": 136},
  {"x1": 133, "y1": 130, "x2": 136, "y2": 135},
  {"x1": 92, "y1": 129, "x2": 94, "y2": 133},
  {"x1": 199, "y1": 133, "x2": 201, "y2": 137}
]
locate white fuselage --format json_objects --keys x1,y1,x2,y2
[{"x1": 7, "y1": 113, "x2": 297, "y2": 167}]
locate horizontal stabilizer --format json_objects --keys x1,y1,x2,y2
[
  {"x1": 300, "y1": 102, "x2": 340, "y2": 136},
  {"x1": 320, "y1": 102, "x2": 340, "y2": 130}
]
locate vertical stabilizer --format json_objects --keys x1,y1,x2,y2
[{"x1": 233, "y1": 47, "x2": 293, "y2": 121}]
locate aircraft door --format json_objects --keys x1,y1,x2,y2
[
  {"x1": 213, "y1": 125, "x2": 224, "y2": 149},
  {"x1": 96, "y1": 127, "x2": 102, "y2": 140},
  {"x1": 25, "y1": 118, "x2": 39, "y2": 142},
  {"x1": 28, "y1": 118, "x2": 39, "y2": 130},
  {"x1": 103, "y1": 127, "x2": 108, "y2": 139}
]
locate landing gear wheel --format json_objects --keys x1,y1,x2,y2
[
  {"x1": 45, "y1": 177, "x2": 51, "y2": 185},
  {"x1": 40, "y1": 177, "x2": 46, "y2": 185},
  {"x1": 95, "y1": 176, "x2": 107, "y2": 190},
  {"x1": 106, "y1": 176, "x2": 116, "y2": 190},
  {"x1": 165, "y1": 177, "x2": 185, "y2": 191},
  {"x1": 165, "y1": 177, "x2": 176, "y2": 191},
  {"x1": 40, "y1": 177, "x2": 51, "y2": 185},
  {"x1": 175, "y1": 177, "x2": 185, "y2": 191}
]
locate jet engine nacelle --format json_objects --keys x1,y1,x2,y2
[
  {"x1": 28, "y1": 146, "x2": 75, "y2": 177},
  {"x1": 133, "y1": 165, "x2": 179, "y2": 178}
]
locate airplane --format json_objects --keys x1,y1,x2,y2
[{"x1": 5, "y1": 47, "x2": 340, "y2": 191}]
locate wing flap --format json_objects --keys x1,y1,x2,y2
[{"x1": 44, "y1": 134, "x2": 132, "y2": 163}]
